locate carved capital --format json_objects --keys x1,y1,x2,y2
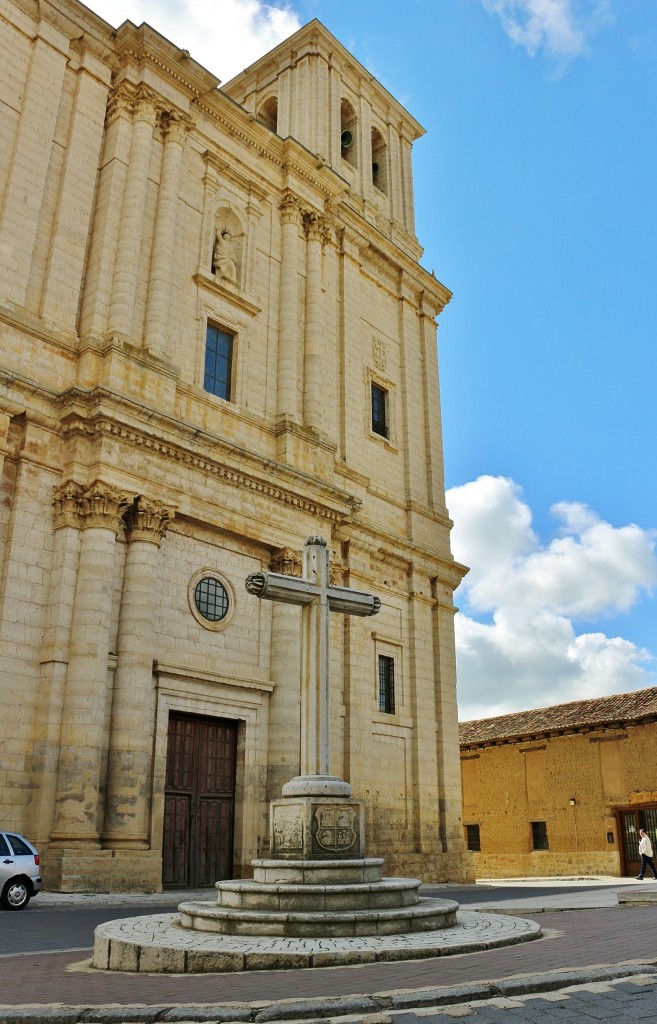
[
  {"x1": 53, "y1": 481, "x2": 84, "y2": 530},
  {"x1": 270, "y1": 548, "x2": 302, "y2": 576},
  {"x1": 279, "y1": 191, "x2": 302, "y2": 226},
  {"x1": 160, "y1": 110, "x2": 193, "y2": 145},
  {"x1": 302, "y1": 211, "x2": 328, "y2": 243},
  {"x1": 124, "y1": 497, "x2": 175, "y2": 545},
  {"x1": 78, "y1": 482, "x2": 133, "y2": 533},
  {"x1": 132, "y1": 86, "x2": 160, "y2": 124}
]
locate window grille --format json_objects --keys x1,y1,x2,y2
[
  {"x1": 378, "y1": 654, "x2": 395, "y2": 714},
  {"x1": 465, "y1": 824, "x2": 481, "y2": 852},
  {"x1": 531, "y1": 820, "x2": 549, "y2": 850},
  {"x1": 371, "y1": 383, "x2": 388, "y2": 438}
]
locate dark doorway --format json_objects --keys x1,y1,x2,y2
[
  {"x1": 618, "y1": 806, "x2": 657, "y2": 877},
  {"x1": 163, "y1": 712, "x2": 237, "y2": 888}
]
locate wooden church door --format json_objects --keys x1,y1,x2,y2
[{"x1": 162, "y1": 712, "x2": 237, "y2": 888}]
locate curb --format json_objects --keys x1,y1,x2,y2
[{"x1": 2, "y1": 962, "x2": 657, "y2": 1024}]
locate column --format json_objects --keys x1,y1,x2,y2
[
  {"x1": 103, "y1": 498, "x2": 174, "y2": 848},
  {"x1": 277, "y1": 192, "x2": 302, "y2": 422},
  {"x1": 107, "y1": 87, "x2": 158, "y2": 341},
  {"x1": 302, "y1": 211, "x2": 326, "y2": 431},
  {"x1": 50, "y1": 482, "x2": 133, "y2": 845},
  {"x1": 30, "y1": 483, "x2": 83, "y2": 844},
  {"x1": 144, "y1": 114, "x2": 189, "y2": 359}
]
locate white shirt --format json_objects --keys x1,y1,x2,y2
[{"x1": 639, "y1": 834, "x2": 653, "y2": 857}]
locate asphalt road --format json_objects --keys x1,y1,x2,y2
[
  {"x1": 0, "y1": 883, "x2": 624, "y2": 956},
  {"x1": 0, "y1": 901, "x2": 182, "y2": 955}
]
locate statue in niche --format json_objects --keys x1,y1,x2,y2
[{"x1": 212, "y1": 227, "x2": 237, "y2": 283}]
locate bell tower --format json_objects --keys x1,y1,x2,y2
[{"x1": 223, "y1": 19, "x2": 424, "y2": 257}]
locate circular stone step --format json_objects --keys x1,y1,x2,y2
[
  {"x1": 216, "y1": 877, "x2": 421, "y2": 912},
  {"x1": 178, "y1": 896, "x2": 458, "y2": 937},
  {"x1": 92, "y1": 909, "x2": 541, "y2": 973},
  {"x1": 250, "y1": 857, "x2": 384, "y2": 886}
]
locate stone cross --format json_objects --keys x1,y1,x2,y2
[{"x1": 245, "y1": 536, "x2": 380, "y2": 780}]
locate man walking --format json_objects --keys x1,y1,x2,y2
[{"x1": 636, "y1": 828, "x2": 657, "y2": 879}]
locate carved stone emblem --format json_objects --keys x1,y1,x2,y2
[
  {"x1": 372, "y1": 336, "x2": 387, "y2": 371},
  {"x1": 313, "y1": 805, "x2": 357, "y2": 854}
]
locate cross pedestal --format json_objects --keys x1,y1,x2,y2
[{"x1": 245, "y1": 536, "x2": 380, "y2": 859}]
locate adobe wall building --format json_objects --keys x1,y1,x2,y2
[
  {"x1": 460, "y1": 688, "x2": 657, "y2": 878},
  {"x1": 0, "y1": 0, "x2": 471, "y2": 890}
]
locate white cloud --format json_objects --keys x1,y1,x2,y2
[
  {"x1": 83, "y1": 0, "x2": 301, "y2": 82},
  {"x1": 447, "y1": 475, "x2": 657, "y2": 721},
  {"x1": 481, "y1": 0, "x2": 611, "y2": 61}
]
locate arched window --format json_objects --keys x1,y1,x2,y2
[
  {"x1": 340, "y1": 99, "x2": 358, "y2": 169},
  {"x1": 371, "y1": 127, "x2": 388, "y2": 195},
  {"x1": 257, "y1": 96, "x2": 278, "y2": 133}
]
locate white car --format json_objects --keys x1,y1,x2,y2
[{"x1": 0, "y1": 831, "x2": 42, "y2": 910}]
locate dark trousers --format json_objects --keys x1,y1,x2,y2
[{"x1": 639, "y1": 853, "x2": 657, "y2": 878}]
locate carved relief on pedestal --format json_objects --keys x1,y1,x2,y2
[{"x1": 272, "y1": 803, "x2": 304, "y2": 853}]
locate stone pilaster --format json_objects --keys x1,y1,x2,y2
[
  {"x1": 103, "y1": 498, "x2": 174, "y2": 849},
  {"x1": 50, "y1": 482, "x2": 133, "y2": 846},
  {"x1": 431, "y1": 575, "x2": 473, "y2": 880},
  {"x1": 302, "y1": 211, "x2": 329, "y2": 432},
  {"x1": 0, "y1": 19, "x2": 69, "y2": 308},
  {"x1": 39, "y1": 47, "x2": 112, "y2": 331},
  {"x1": 107, "y1": 87, "x2": 158, "y2": 341},
  {"x1": 277, "y1": 192, "x2": 302, "y2": 423},
  {"x1": 144, "y1": 114, "x2": 190, "y2": 359}
]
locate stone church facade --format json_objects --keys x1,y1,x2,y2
[{"x1": 0, "y1": 0, "x2": 470, "y2": 890}]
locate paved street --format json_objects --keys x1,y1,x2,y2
[{"x1": 0, "y1": 880, "x2": 656, "y2": 1022}]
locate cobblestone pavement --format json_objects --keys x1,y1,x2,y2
[{"x1": 2, "y1": 887, "x2": 657, "y2": 1023}]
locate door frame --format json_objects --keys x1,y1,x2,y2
[
  {"x1": 151, "y1": 665, "x2": 274, "y2": 886},
  {"x1": 614, "y1": 804, "x2": 657, "y2": 876}
]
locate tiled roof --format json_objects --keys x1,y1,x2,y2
[{"x1": 459, "y1": 687, "x2": 657, "y2": 746}]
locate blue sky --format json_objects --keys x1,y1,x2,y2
[{"x1": 83, "y1": 0, "x2": 657, "y2": 720}]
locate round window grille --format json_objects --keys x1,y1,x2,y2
[{"x1": 194, "y1": 576, "x2": 229, "y2": 622}]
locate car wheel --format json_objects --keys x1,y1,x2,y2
[{"x1": 1, "y1": 879, "x2": 31, "y2": 910}]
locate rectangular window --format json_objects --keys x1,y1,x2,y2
[
  {"x1": 371, "y1": 383, "x2": 388, "y2": 438},
  {"x1": 378, "y1": 654, "x2": 395, "y2": 714},
  {"x1": 531, "y1": 820, "x2": 549, "y2": 850},
  {"x1": 465, "y1": 824, "x2": 481, "y2": 852},
  {"x1": 204, "y1": 324, "x2": 233, "y2": 401}
]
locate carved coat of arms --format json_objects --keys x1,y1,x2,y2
[{"x1": 314, "y1": 805, "x2": 357, "y2": 853}]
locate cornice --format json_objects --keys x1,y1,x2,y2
[
  {"x1": 113, "y1": 21, "x2": 220, "y2": 97},
  {"x1": 193, "y1": 271, "x2": 261, "y2": 318},
  {"x1": 55, "y1": 393, "x2": 361, "y2": 524}
]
